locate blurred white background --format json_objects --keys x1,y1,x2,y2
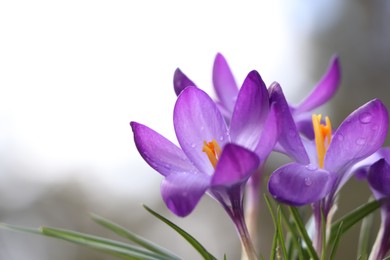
[{"x1": 1, "y1": 0, "x2": 389, "y2": 259}]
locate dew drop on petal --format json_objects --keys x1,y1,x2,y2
[
  {"x1": 191, "y1": 143, "x2": 196, "y2": 148},
  {"x1": 305, "y1": 164, "x2": 317, "y2": 171},
  {"x1": 200, "y1": 126, "x2": 205, "y2": 131},
  {"x1": 356, "y1": 138, "x2": 366, "y2": 145},
  {"x1": 359, "y1": 112, "x2": 372, "y2": 124},
  {"x1": 304, "y1": 177, "x2": 312, "y2": 186},
  {"x1": 219, "y1": 136, "x2": 224, "y2": 141}
]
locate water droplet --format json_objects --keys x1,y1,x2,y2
[
  {"x1": 219, "y1": 136, "x2": 224, "y2": 141},
  {"x1": 305, "y1": 164, "x2": 317, "y2": 171},
  {"x1": 337, "y1": 134, "x2": 344, "y2": 141},
  {"x1": 191, "y1": 143, "x2": 196, "y2": 148},
  {"x1": 200, "y1": 126, "x2": 205, "y2": 131},
  {"x1": 304, "y1": 177, "x2": 312, "y2": 186},
  {"x1": 359, "y1": 112, "x2": 372, "y2": 124},
  {"x1": 356, "y1": 138, "x2": 366, "y2": 145}
]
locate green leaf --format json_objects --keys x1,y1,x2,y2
[
  {"x1": 320, "y1": 209, "x2": 326, "y2": 260},
  {"x1": 329, "y1": 221, "x2": 343, "y2": 260},
  {"x1": 143, "y1": 204, "x2": 217, "y2": 260},
  {"x1": 41, "y1": 226, "x2": 170, "y2": 260},
  {"x1": 357, "y1": 198, "x2": 376, "y2": 259},
  {"x1": 279, "y1": 206, "x2": 304, "y2": 260},
  {"x1": 277, "y1": 206, "x2": 288, "y2": 259},
  {"x1": 0, "y1": 222, "x2": 171, "y2": 260},
  {"x1": 329, "y1": 199, "x2": 381, "y2": 242},
  {"x1": 90, "y1": 213, "x2": 179, "y2": 259},
  {"x1": 263, "y1": 195, "x2": 280, "y2": 260},
  {"x1": 289, "y1": 206, "x2": 319, "y2": 260}
]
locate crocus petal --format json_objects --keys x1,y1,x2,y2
[
  {"x1": 294, "y1": 113, "x2": 315, "y2": 139},
  {"x1": 268, "y1": 163, "x2": 337, "y2": 206},
  {"x1": 255, "y1": 103, "x2": 279, "y2": 160},
  {"x1": 325, "y1": 99, "x2": 389, "y2": 173},
  {"x1": 269, "y1": 82, "x2": 310, "y2": 164},
  {"x1": 295, "y1": 55, "x2": 341, "y2": 113},
  {"x1": 161, "y1": 172, "x2": 211, "y2": 217},
  {"x1": 230, "y1": 70, "x2": 269, "y2": 150},
  {"x1": 368, "y1": 159, "x2": 390, "y2": 197},
  {"x1": 131, "y1": 122, "x2": 198, "y2": 177},
  {"x1": 211, "y1": 144, "x2": 260, "y2": 187},
  {"x1": 173, "y1": 68, "x2": 197, "y2": 96},
  {"x1": 174, "y1": 87, "x2": 230, "y2": 175},
  {"x1": 212, "y1": 53, "x2": 239, "y2": 114}
]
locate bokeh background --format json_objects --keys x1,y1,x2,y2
[{"x1": 1, "y1": 0, "x2": 389, "y2": 259}]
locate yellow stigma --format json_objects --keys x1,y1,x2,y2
[
  {"x1": 202, "y1": 139, "x2": 222, "y2": 169},
  {"x1": 312, "y1": 114, "x2": 332, "y2": 168}
]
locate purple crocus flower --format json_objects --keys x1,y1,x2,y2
[
  {"x1": 268, "y1": 83, "x2": 388, "y2": 207},
  {"x1": 267, "y1": 83, "x2": 388, "y2": 252},
  {"x1": 132, "y1": 71, "x2": 276, "y2": 217},
  {"x1": 132, "y1": 71, "x2": 278, "y2": 259},
  {"x1": 366, "y1": 158, "x2": 390, "y2": 260}
]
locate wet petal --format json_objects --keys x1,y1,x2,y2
[
  {"x1": 325, "y1": 99, "x2": 389, "y2": 172},
  {"x1": 131, "y1": 122, "x2": 198, "y2": 177},
  {"x1": 269, "y1": 82, "x2": 310, "y2": 164},
  {"x1": 368, "y1": 159, "x2": 390, "y2": 197},
  {"x1": 255, "y1": 103, "x2": 279, "y2": 160},
  {"x1": 268, "y1": 163, "x2": 337, "y2": 206},
  {"x1": 212, "y1": 53, "x2": 239, "y2": 114},
  {"x1": 211, "y1": 144, "x2": 260, "y2": 187},
  {"x1": 230, "y1": 70, "x2": 269, "y2": 150},
  {"x1": 161, "y1": 172, "x2": 210, "y2": 217},
  {"x1": 174, "y1": 87, "x2": 229, "y2": 174},
  {"x1": 295, "y1": 56, "x2": 341, "y2": 113},
  {"x1": 173, "y1": 68, "x2": 197, "y2": 96}
]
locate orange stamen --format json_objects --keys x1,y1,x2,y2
[
  {"x1": 312, "y1": 114, "x2": 332, "y2": 168},
  {"x1": 202, "y1": 139, "x2": 222, "y2": 169}
]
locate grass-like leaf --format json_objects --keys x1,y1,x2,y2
[
  {"x1": 329, "y1": 221, "x2": 343, "y2": 260},
  {"x1": 277, "y1": 206, "x2": 288, "y2": 259},
  {"x1": 0, "y1": 222, "x2": 171, "y2": 260},
  {"x1": 264, "y1": 195, "x2": 280, "y2": 260},
  {"x1": 91, "y1": 213, "x2": 179, "y2": 259},
  {"x1": 289, "y1": 206, "x2": 319, "y2": 260},
  {"x1": 264, "y1": 195, "x2": 287, "y2": 259},
  {"x1": 329, "y1": 199, "x2": 381, "y2": 242},
  {"x1": 41, "y1": 226, "x2": 172, "y2": 260},
  {"x1": 143, "y1": 204, "x2": 217, "y2": 260},
  {"x1": 357, "y1": 198, "x2": 375, "y2": 260},
  {"x1": 279, "y1": 205, "x2": 304, "y2": 260}
]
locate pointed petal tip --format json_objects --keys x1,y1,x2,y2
[{"x1": 173, "y1": 68, "x2": 196, "y2": 96}]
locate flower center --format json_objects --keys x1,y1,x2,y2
[
  {"x1": 202, "y1": 139, "x2": 222, "y2": 169},
  {"x1": 312, "y1": 114, "x2": 332, "y2": 168}
]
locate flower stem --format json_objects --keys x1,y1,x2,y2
[{"x1": 232, "y1": 209, "x2": 258, "y2": 260}]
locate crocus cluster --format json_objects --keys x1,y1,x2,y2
[{"x1": 131, "y1": 54, "x2": 390, "y2": 259}]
